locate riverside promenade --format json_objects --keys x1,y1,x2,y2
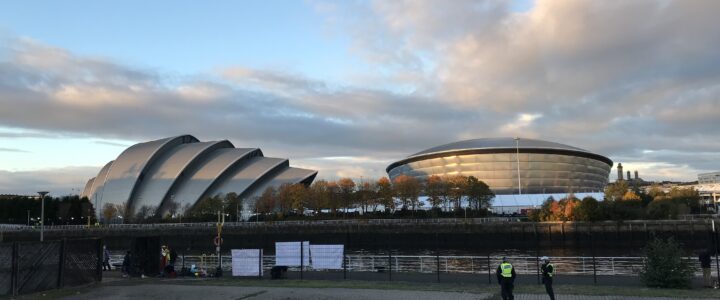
[{"x1": 32, "y1": 271, "x2": 718, "y2": 300}]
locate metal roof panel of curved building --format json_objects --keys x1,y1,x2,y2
[{"x1": 408, "y1": 137, "x2": 590, "y2": 158}]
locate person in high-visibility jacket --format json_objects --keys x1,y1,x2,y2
[
  {"x1": 541, "y1": 256, "x2": 555, "y2": 300},
  {"x1": 496, "y1": 257, "x2": 516, "y2": 300}
]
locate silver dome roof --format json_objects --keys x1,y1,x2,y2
[{"x1": 409, "y1": 137, "x2": 590, "y2": 158}]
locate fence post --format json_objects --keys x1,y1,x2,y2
[
  {"x1": 258, "y1": 249, "x2": 263, "y2": 280},
  {"x1": 435, "y1": 233, "x2": 440, "y2": 282},
  {"x1": 590, "y1": 232, "x2": 597, "y2": 284},
  {"x1": 57, "y1": 239, "x2": 66, "y2": 289},
  {"x1": 536, "y1": 223, "x2": 541, "y2": 284},
  {"x1": 487, "y1": 254, "x2": 491, "y2": 284},
  {"x1": 388, "y1": 234, "x2": 392, "y2": 281},
  {"x1": 96, "y1": 239, "x2": 103, "y2": 282},
  {"x1": 11, "y1": 242, "x2": 18, "y2": 297},
  {"x1": 300, "y1": 240, "x2": 304, "y2": 280},
  {"x1": 344, "y1": 229, "x2": 348, "y2": 280}
]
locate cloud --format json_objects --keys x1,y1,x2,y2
[
  {"x1": 0, "y1": 166, "x2": 98, "y2": 195},
  {"x1": 0, "y1": 147, "x2": 29, "y2": 153},
  {"x1": 2, "y1": 0, "x2": 720, "y2": 190}
]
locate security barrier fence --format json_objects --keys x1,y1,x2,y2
[
  {"x1": 109, "y1": 254, "x2": 717, "y2": 280},
  {"x1": 0, "y1": 239, "x2": 102, "y2": 296}
]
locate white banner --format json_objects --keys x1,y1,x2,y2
[
  {"x1": 275, "y1": 241, "x2": 310, "y2": 266},
  {"x1": 310, "y1": 244, "x2": 344, "y2": 269},
  {"x1": 231, "y1": 249, "x2": 263, "y2": 276}
]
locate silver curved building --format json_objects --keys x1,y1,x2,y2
[
  {"x1": 81, "y1": 135, "x2": 317, "y2": 220},
  {"x1": 387, "y1": 138, "x2": 613, "y2": 194}
]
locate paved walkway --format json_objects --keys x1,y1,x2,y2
[
  {"x1": 514, "y1": 295, "x2": 708, "y2": 300},
  {"x1": 59, "y1": 284, "x2": 488, "y2": 300}
]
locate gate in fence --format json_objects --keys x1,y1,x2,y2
[{"x1": 0, "y1": 239, "x2": 102, "y2": 296}]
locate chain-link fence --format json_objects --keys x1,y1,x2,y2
[{"x1": 0, "y1": 239, "x2": 101, "y2": 296}]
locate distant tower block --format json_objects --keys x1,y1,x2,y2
[
  {"x1": 617, "y1": 163, "x2": 624, "y2": 181},
  {"x1": 634, "y1": 170, "x2": 639, "y2": 180},
  {"x1": 627, "y1": 171, "x2": 631, "y2": 181}
]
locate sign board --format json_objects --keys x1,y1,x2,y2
[
  {"x1": 231, "y1": 249, "x2": 263, "y2": 276},
  {"x1": 275, "y1": 241, "x2": 310, "y2": 266},
  {"x1": 310, "y1": 244, "x2": 344, "y2": 269}
]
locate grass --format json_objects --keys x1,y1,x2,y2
[{"x1": 5, "y1": 277, "x2": 720, "y2": 299}]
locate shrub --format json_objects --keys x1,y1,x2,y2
[{"x1": 640, "y1": 236, "x2": 695, "y2": 288}]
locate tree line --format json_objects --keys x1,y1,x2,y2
[
  {"x1": 0, "y1": 195, "x2": 96, "y2": 225},
  {"x1": 155, "y1": 175, "x2": 496, "y2": 222},
  {"x1": 529, "y1": 181, "x2": 702, "y2": 221}
]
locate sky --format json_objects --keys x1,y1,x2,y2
[{"x1": 1, "y1": 0, "x2": 719, "y2": 196}]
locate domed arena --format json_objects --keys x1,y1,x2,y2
[
  {"x1": 81, "y1": 135, "x2": 317, "y2": 221},
  {"x1": 387, "y1": 138, "x2": 613, "y2": 195}
]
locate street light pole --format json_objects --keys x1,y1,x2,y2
[
  {"x1": 38, "y1": 191, "x2": 49, "y2": 242},
  {"x1": 514, "y1": 137, "x2": 522, "y2": 196}
]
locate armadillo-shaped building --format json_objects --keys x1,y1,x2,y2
[{"x1": 81, "y1": 135, "x2": 317, "y2": 221}]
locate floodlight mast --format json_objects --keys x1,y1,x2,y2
[{"x1": 38, "y1": 191, "x2": 49, "y2": 242}]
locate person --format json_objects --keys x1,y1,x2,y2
[
  {"x1": 496, "y1": 257, "x2": 516, "y2": 300},
  {"x1": 540, "y1": 256, "x2": 555, "y2": 300},
  {"x1": 160, "y1": 245, "x2": 169, "y2": 276},
  {"x1": 102, "y1": 245, "x2": 111, "y2": 271},
  {"x1": 699, "y1": 250, "x2": 712, "y2": 288},
  {"x1": 121, "y1": 251, "x2": 132, "y2": 278}
]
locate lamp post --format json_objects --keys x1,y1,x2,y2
[
  {"x1": 38, "y1": 191, "x2": 49, "y2": 242},
  {"x1": 514, "y1": 137, "x2": 522, "y2": 195}
]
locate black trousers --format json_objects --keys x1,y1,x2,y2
[
  {"x1": 500, "y1": 279, "x2": 514, "y2": 300},
  {"x1": 543, "y1": 278, "x2": 555, "y2": 300}
]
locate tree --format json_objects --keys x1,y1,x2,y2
[
  {"x1": 535, "y1": 197, "x2": 556, "y2": 221},
  {"x1": 646, "y1": 199, "x2": 688, "y2": 220},
  {"x1": 337, "y1": 178, "x2": 356, "y2": 216},
  {"x1": 326, "y1": 181, "x2": 341, "y2": 216},
  {"x1": 640, "y1": 236, "x2": 695, "y2": 288},
  {"x1": 308, "y1": 180, "x2": 330, "y2": 214},
  {"x1": 667, "y1": 187, "x2": 701, "y2": 213},
  {"x1": 134, "y1": 205, "x2": 156, "y2": 223},
  {"x1": 376, "y1": 177, "x2": 395, "y2": 212},
  {"x1": 393, "y1": 175, "x2": 421, "y2": 211},
  {"x1": 357, "y1": 181, "x2": 376, "y2": 214},
  {"x1": 604, "y1": 180, "x2": 629, "y2": 201},
  {"x1": 574, "y1": 196, "x2": 601, "y2": 221},
  {"x1": 622, "y1": 190, "x2": 641, "y2": 201},
  {"x1": 255, "y1": 187, "x2": 277, "y2": 217},
  {"x1": 277, "y1": 183, "x2": 294, "y2": 215},
  {"x1": 425, "y1": 175, "x2": 445, "y2": 209},
  {"x1": 289, "y1": 184, "x2": 308, "y2": 213},
  {"x1": 102, "y1": 203, "x2": 118, "y2": 222},
  {"x1": 188, "y1": 195, "x2": 224, "y2": 221},
  {"x1": 647, "y1": 184, "x2": 665, "y2": 200},
  {"x1": 465, "y1": 176, "x2": 494, "y2": 210},
  {"x1": 223, "y1": 192, "x2": 242, "y2": 221},
  {"x1": 447, "y1": 175, "x2": 468, "y2": 209}
]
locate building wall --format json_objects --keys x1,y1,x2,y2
[
  {"x1": 388, "y1": 152, "x2": 611, "y2": 194},
  {"x1": 699, "y1": 171, "x2": 720, "y2": 184}
]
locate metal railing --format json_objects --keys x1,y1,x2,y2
[
  {"x1": 1, "y1": 218, "x2": 518, "y2": 231},
  {"x1": 109, "y1": 254, "x2": 716, "y2": 277}
]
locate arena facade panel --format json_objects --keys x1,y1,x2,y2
[
  {"x1": 387, "y1": 137, "x2": 613, "y2": 194},
  {"x1": 82, "y1": 135, "x2": 317, "y2": 221}
]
